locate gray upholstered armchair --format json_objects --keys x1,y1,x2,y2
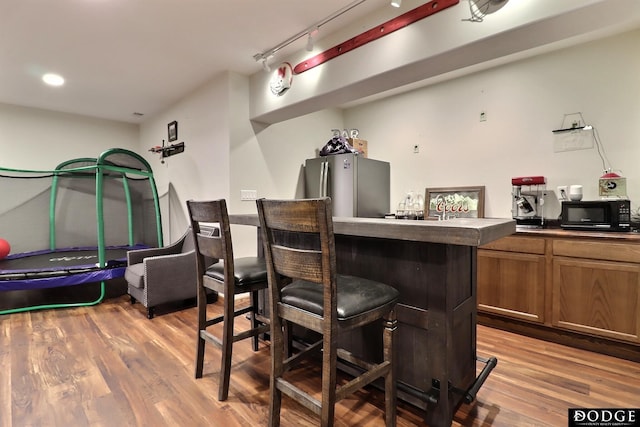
[{"x1": 125, "y1": 227, "x2": 217, "y2": 319}]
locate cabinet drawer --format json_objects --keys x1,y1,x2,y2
[
  {"x1": 477, "y1": 250, "x2": 546, "y2": 323},
  {"x1": 553, "y1": 239, "x2": 640, "y2": 263},
  {"x1": 480, "y1": 235, "x2": 545, "y2": 254},
  {"x1": 552, "y1": 257, "x2": 640, "y2": 343}
]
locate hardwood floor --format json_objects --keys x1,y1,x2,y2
[{"x1": 2, "y1": 294, "x2": 639, "y2": 426}]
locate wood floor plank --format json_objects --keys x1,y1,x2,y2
[
  {"x1": 2, "y1": 294, "x2": 639, "y2": 426},
  {"x1": 0, "y1": 317, "x2": 11, "y2": 427}
]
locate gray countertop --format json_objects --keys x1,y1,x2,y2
[{"x1": 229, "y1": 214, "x2": 516, "y2": 247}]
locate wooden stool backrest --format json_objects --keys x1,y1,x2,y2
[
  {"x1": 187, "y1": 199, "x2": 232, "y2": 281},
  {"x1": 256, "y1": 197, "x2": 337, "y2": 325}
]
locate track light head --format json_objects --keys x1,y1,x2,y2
[
  {"x1": 251, "y1": 0, "x2": 368, "y2": 67},
  {"x1": 306, "y1": 26, "x2": 319, "y2": 52},
  {"x1": 254, "y1": 53, "x2": 274, "y2": 72},
  {"x1": 262, "y1": 58, "x2": 271, "y2": 72},
  {"x1": 306, "y1": 34, "x2": 314, "y2": 52}
]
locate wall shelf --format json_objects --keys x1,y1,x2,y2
[{"x1": 149, "y1": 142, "x2": 185, "y2": 158}]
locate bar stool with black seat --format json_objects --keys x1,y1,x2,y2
[
  {"x1": 256, "y1": 197, "x2": 399, "y2": 427},
  {"x1": 187, "y1": 199, "x2": 270, "y2": 401}
]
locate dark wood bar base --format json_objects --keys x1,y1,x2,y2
[
  {"x1": 232, "y1": 214, "x2": 515, "y2": 427},
  {"x1": 335, "y1": 235, "x2": 478, "y2": 426}
]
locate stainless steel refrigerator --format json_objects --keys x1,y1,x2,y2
[{"x1": 304, "y1": 153, "x2": 390, "y2": 217}]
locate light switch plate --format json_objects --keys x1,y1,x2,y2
[{"x1": 240, "y1": 190, "x2": 257, "y2": 201}]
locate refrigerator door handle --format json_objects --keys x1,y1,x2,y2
[
  {"x1": 320, "y1": 161, "x2": 329, "y2": 197},
  {"x1": 318, "y1": 161, "x2": 325, "y2": 197}
]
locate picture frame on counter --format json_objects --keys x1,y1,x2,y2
[{"x1": 425, "y1": 186, "x2": 485, "y2": 219}]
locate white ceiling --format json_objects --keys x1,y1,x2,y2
[
  {"x1": 0, "y1": 0, "x2": 389, "y2": 123},
  {"x1": 4, "y1": 1, "x2": 640, "y2": 126}
]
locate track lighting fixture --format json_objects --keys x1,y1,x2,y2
[
  {"x1": 262, "y1": 58, "x2": 271, "y2": 72},
  {"x1": 306, "y1": 26, "x2": 319, "y2": 52},
  {"x1": 252, "y1": 0, "x2": 367, "y2": 70},
  {"x1": 391, "y1": 0, "x2": 402, "y2": 7},
  {"x1": 306, "y1": 33, "x2": 314, "y2": 52}
]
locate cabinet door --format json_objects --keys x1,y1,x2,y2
[
  {"x1": 478, "y1": 250, "x2": 546, "y2": 323},
  {"x1": 552, "y1": 257, "x2": 640, "y2": 343}
]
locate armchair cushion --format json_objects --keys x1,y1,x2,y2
[
  {"x1": 126, "y1": 241, "x2": 185, "y2": 265},
  {"x1": 125, "y1": 226, "x2": 218, "y2": 317},
  {"x1": 124, "y1": 263, "x2": 145, "y2": 289}
]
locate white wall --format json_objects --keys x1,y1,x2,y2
[
  {"x1": 139, "y1": 73, "x2": 233, "y2": 243},
  {"x1": 135, "y1": 71, "x2": 344, "y2": 255},
  {"x1": 343, "y1": 29, "x2": 640, "y2": 220},
  {"x1": 130, "y1": 27, "x2": 640, "y2": 256},
  {"x1": 0, "y1": 104, "x2": 140, "y2": 252},
  {"x1": 228, "y1": 70, "x2": 344, "y2": 255},
  {"x1": 3, "y1": 15, "x2": 639, "y2": 258},
  {"x1": 249, "y1": 0, "x2": 640, "y2": 124},
  {"x1": 0, "y1": 103, "x2": 138, "y2": 169}
]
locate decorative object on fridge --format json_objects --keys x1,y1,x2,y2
[
  {"x1": 348, "y1": 138, "x2": 368, "y2": 157},
  {"x1": 425, "y1": 186, "x2": 485, "y2": 220},
  {"x1": 320, "y1": 129, "x2": 360, "y2": 156},
  {"x1": 319, "y1": 136, "x2": 357, "y2": 156}
]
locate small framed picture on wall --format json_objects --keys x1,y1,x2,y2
[{"x1": 168, "y1": 121, "x2": 178, "y2": 142}]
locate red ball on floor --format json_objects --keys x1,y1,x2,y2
[{"x1": 0, "y1": 238, "x2": 10, "y2": 259}]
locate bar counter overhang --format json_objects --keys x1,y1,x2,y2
[{"x1": 231, "y1": 214, "x2": 516, "y2": 427}]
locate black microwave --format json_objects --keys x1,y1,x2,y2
[{"x1": 561, "y1": 200, "x2": 631, "y2": 231}]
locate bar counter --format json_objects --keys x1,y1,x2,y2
[
  {"x1": 231, "y1": 214, "x2": 516, "y2": 427},
  {"x1": 231, "y1": 214, "x2": 515, "y2": 246}
]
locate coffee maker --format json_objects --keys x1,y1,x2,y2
[{"x1": 512, "y1": 176, "x2": 546, "y2": 227}]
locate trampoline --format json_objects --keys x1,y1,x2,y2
[{"x1": 0, "y1": 148, "x2": 163, "y2": 314}]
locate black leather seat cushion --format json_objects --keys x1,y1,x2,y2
[
  {"x1": 282, "y1": 275, "x2": 399, "y2": 321},
  {"x1": 204, "y1": 256, "x2": 267, "y2": 285}
]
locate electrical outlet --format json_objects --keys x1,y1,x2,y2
[
  {"x1": 413, "y1": 144, "x2": 419, "y2": 154},
  {"x1": 240, "y1": 190, "x2": 257, "y2": 201}
]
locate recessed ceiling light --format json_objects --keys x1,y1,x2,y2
[{"x1": 42, "y1": 73, "x2": 65, "y2": 86}]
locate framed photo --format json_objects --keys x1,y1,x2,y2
[
  {"x1": 425, "y1": 186, "x2": 485, "y2": 219},
  {"x1": 167, "y1": 121, "x2": 178, "y2": 142}
]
